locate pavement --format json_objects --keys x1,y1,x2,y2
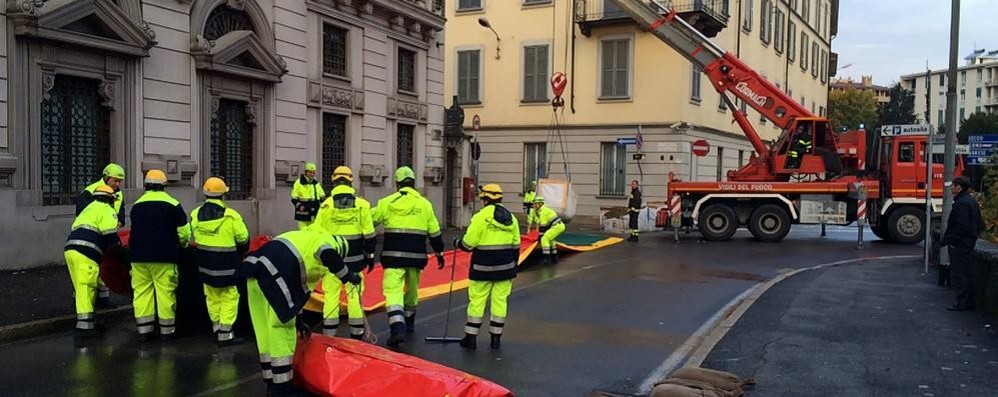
[
  {"x1": 701, "y1": 258, "x2": 998, "y2": 396},
  {"x1": 0, "y1": 225, "x2": 922, "y2": 396}
]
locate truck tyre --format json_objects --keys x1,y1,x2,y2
[
  {"x1": 748, "y1": 204, "x2": 792, "y2": 242},
  {"x1": 886, "y1": 206, "x2": 925, "y2": 244},
  {"x1": 870, "y1": 221, "x2": 891, "y2": 242},
  {"x1": 698, "y1": 204, "x2": 738, "y2": 241}
]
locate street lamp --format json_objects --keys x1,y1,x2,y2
[{"x1": 478, "y1": 17, "x2": 501, "y2": 59}]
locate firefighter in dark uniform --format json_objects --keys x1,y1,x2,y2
[
  {"x1": 627, "y1": 180, "x2": 642, "y2": 242},
  {"x1": 372, "y1": 166, "x2": 446, "y2": 347},
  {"x1": 190, "y1": 177, "x2": 250, "y2": 345},
  {"x1": 128, "y1": 170, "x2": 190, "y2": 342},
  {"x1": 456, "y1": 183, "x2": 521, "y2": 350},
  {"x1": 238, "y1": 228, "x2": 361, "y2": 396},
  {"x1": 787, "y1": 124, "x2": 813, "y2": 169},
  {"x1": 942, "y1": 176, "x2": 983, "y2": 311}
]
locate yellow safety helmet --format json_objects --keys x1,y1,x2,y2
[
  {"x1": 203, "y1": 177, "x2": 229, "y2": 197},
  {"x1": 103, "y1": 163, "x2": 125, "y2": 180},
  {"x1": 532, "y1": 195, "x2": 545, "y2": 204},
  {"x1": 92, "y1": 184, "x2": 116, "y2": 199},
  {"x1": 332, "y1": 166, "x2": 354, "y2": 183},
  {"x1": 144, "y1": 169, "x2": 167, "y2": 185},
  {"x1": 304, "y1": 162, "x2": 317, "y2": 172},
  {"x1": 395, "y1": 166, "x2": 416, "y2": 183},
  {"x1": 480, "y1": 183, "x2": 503, "y2": 200}
]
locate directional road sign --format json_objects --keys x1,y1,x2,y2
[
  {"x1": 967, "y1": 134, "x2": 998, "y2": 165},
  {"x1": 617, "y1": 137, "x2": 638, "y2": 145},
  {"x1": 880, "y1": 124, "x2": 931, "y2": 136}
]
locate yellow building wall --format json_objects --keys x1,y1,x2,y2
[{"x1": 444, "y1": 0, "x2": 832, "y2": 142}]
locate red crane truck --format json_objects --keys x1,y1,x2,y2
[{"x1": 611, "y1": 0, "x2": 959, "y2": 243}]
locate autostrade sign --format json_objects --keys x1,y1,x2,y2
[{"x1": 880, "y1": 124, "x2": 931, "y2": 136}]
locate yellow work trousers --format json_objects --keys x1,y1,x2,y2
[
  {"x1": 383, "y1": 268, "x2": 421, "y2": 327},
  {"x1": 541, "y1": 223, "x2": 566, "y2": 255},
  {"x1": 465, "y1": 279, "x2": 512, "y2": 336},
  {"x1": 247, "y1": 280, "x2": 296, "y2": 386},
  {"x1": 321, "y1": 272, "x2": 366, "y2": 338},
  {"x1": 204, "y1": 284, "x2": 240, "y2": 342},
  {"x1": 65, "y1": 250, "x2": 99, "y2": 330},
  {"x1": 131, "y1": 262, "x2": 178, "y2": 336}
]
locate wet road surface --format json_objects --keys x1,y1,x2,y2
[{"x1": 0, "y1": 226, "x2": 919, "y2": 396}]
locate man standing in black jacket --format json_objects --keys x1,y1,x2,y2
[
  {"x1": 942, "y1": 176, "x2": 983, "y2": 311},
  {"x1": 627, "y1": 180, "x2": 642, "y2": 242}
]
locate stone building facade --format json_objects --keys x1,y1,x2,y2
[{"x1": 0, "y1": 0, "x2": 474, "y2": 269}]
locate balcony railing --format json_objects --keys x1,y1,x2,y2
[{"x1": 574, "y1": 0, "x2": 729, "y2": 37}]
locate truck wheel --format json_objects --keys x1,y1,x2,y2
[
  {"x1": 698, "y1": 204, "x2": 738, "y2": 241},
  {"x1": 886, "y1": 206, "x2": 925, "y2": 244},
  {"x1": 870, "y1": 222, "x2": 891, "y2": 241},
  {"x1": 748, "y1": 204, "x2": 792, "y2": 242}
]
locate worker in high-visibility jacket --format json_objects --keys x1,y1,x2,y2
[
  {"x1": 456, "y1": 183, "x2": 520, "y2": 350},
  {"x1": 190, "y1": 177, "x2": 250, "y2": 346},
  {"x1": 128, "y1": 170, "x2": 191, "y2": 342},
  {"x1": 522, "y1": 180, "x2": 537, "y2": 218},
  {"x1": 372, "y1": 166, "x2": 445, "y2": 347},
  {"x1": 528, "y1": 196, "x2": 565, "y2": 265},
  {"x1": 237, "y1": 228, "x2": 361, "y2": 396},
  {"x1": 76, "y1": 163, "x2": 126, "y2": 309},
  {"x1": 314, "y1": 166, "x2": 377, "y2": 339},
  {"x1": 291, "y1": 162, "x2": 326, "y2": 230},
  {"x1": 65, "y1": 184, "x2": 121, "y2": 337}
]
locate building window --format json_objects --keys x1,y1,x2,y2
[
  {"x1": 760, "y1": 0, "x2": 772, "y2": 44},
  {"x1": 523, "y1": 44, "x2": 550, "y2": 102},
  {"x1": 774, "y1": 9, "x2": 785, "y2": 54},
  {"x1": 523, "y1": 0, "x2": 551, "y2": 4},
  {"x1": 938, "y1": 110, "x2": 943, "y2": 123},
  {"x1": 911, "y1": 79, "x2": 917, "y2": 90},
  {"x1": 741, "y1": 0, "x2": 754, "y2": 31},
  {"x1": 718, "y1": 93, "x2": 728, "y2": 111},
  {"x1": 321, "y1": 113, "x2": 347, "y2": 191},
  {"x1": 820, "y1": 50, "x2": 828, "y2": 83},
  {"x1": 715, "y1": 147, "x2": 724, "y2": 181},
  {"x1": 811, "y1": 42, "x2": 819, "y2": 78},
  {"x1": 397, "y1": 124, "x2": 415, "y2": 168},
  {"x1": 960, "y1": 89, "x2": 965, "y2": 101},
  {"x1": 939, "y1": 74, "x2": 945, "y2": 86},
  {"x1": 691, "y1": 65, "x2": 702, "y2": 101},
  {"x1": 738, "y1": 150, "x2": 745, "y2": 166},
  {"x1": 210, "y1": 98, "x2": 253, "y2": 200},
  {"x1": 457, "y1": 49, "x2": 481, "y2": 104},
  {"x1": 599, "y1": 142, "x2": 627, "y2": 196},
  {"x1": 397, "y1": 48, "x2": 416, "y2": 93},
  {"x1": 40, "y1": 75, "x2": 110, "y2": 206},
  {"x1": 523, "y1": 143, "x2": 547, "y2": 190},
  {"x1": 457, "y1": 0, "x2": 482, "y2": 11},
  {"x1": 819, "y1": 105, "x2": 825, "y2": 116},
  {"x1": 961, "y1": 70, "x2": 966, "y2": 86},
  {"x1": 802, "y1": 0, "x2": 810, "y2": 25},
  {"x1": 322, "y1": 24, "x2": 348, "y2": 78},
  {"x1": 976, "y1": 106, "x2": 982, "y2": 113},
  {"x1": 800, "y1": 32, "x2": 809, "y2": 71},
  {"x1": 977, "y1": 69, "x2": 983, "y2": 81},
  {"x1": 977, "y1": 87, "x2": 983, "y2": 98},
  {"x1": 787, "y1": 21, "x2": 797, "y2": 63},
  {"x1": 600, "y1": 38, "x2": 630, "y2": 99},
  {"x1": 204, "y1": 6, "x2": 255, "y2": 40},
  {"x1": 960, "y1": 108, "x2": 965, "y2": 121}
]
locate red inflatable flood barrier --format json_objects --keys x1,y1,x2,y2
[
  {"x1": 295, "y1": 335, "x2": 513, "y2": 397},
  {"x1": 98, "y1": 231, "x2": 273, "y2": 295}
]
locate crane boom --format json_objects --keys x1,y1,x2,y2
[{"x1": 609, "y1": 0, "x2": 817, "y2": 161}]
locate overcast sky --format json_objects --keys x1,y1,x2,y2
[{"x1": 833, "y1": 0, "x2": 994, "y2": 85}]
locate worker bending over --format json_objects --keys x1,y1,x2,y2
[
  {"x1": 64, "y1": 184, "x2": 121, "y2": 337},
  {"x1": 528, "y1": 196, "x2": 565, "y2": 265}
]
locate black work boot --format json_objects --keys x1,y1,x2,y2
[
  {"x1": 543, "y1": 254, "x2": 553, "y2": 266},
  {"x1": 218, "y1": 336, "x2": 245, "y2": 347},
  {"x1": 387, "y1": 322, "x2": 405, "y2": 347},
  {"x1": 137, "y1": 332, "x2": 155, "y2": 343},
  {"x1": 350, "y1": 333, "x2": 364, "y2": 340},
  {"x1": 551, "y1": 253, "x2": 558, "y2": 264},
  {"x1": 490, "y1": 333, "x2": 502, "y2": 349},
  {"x1": 459, "y1": 333, "x2": 477, "y2": 350},
  {"x1": 95, "y1": 297, "x2": 117, "y2": 310},
  {"x1": 405, "y1": 314, "x2": 415, "y2": 334}
]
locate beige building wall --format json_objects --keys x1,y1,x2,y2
[
  {"x1": 0, "y1": 0, "x2": 460, "y2": 269},
  {"x1": 901, "y1": 53, "x2": 998, "y2": 132},
  {"x1": 444, "y1": 0, "x2": 834, "y2": 220}
]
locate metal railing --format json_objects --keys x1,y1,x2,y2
[{"x1": 575, "y1": 0, "x2": 729, "y2": 24}]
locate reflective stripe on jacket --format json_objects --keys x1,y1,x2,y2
[
  {"x1": 315, "y1": 185, "x2": 375, "y2": 272},
  {"x1": 65, "y1": 201, "x2": 121, "y2": 263},
  {"x1": 372, "y1": 187, "x2": 444, "y2": 269},
  {"x1": 191, "y1": 199, "x2": 250, "y2": 287},
  {"x1": 458, "y1": 204, "x2": 520, "y2": 281},
  {"x1": 129, "y1": 190, "x2": 190, "y2": 263}
]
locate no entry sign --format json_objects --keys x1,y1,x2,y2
[{"x1": 692, "y1": 139, "x2": 710, "y2": 157}]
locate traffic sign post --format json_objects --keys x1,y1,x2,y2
[
  {"x1": 967, "y1": 134, "x2": 998, "y2": 165},
  {"x1": 692, "y1": 139, "x2": 710, "y2": 157}
]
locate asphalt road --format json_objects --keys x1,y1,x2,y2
[{"x1": 0, "y1": 226, "x2": 919, "y2": 396}]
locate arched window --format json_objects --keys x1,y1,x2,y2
[{"x1": 203, "y1": 6, "x2": 255, "y2": 41}]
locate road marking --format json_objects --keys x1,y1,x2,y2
[{"x1": 636, "y1": 254, "x2": 920, "y2": 394}]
